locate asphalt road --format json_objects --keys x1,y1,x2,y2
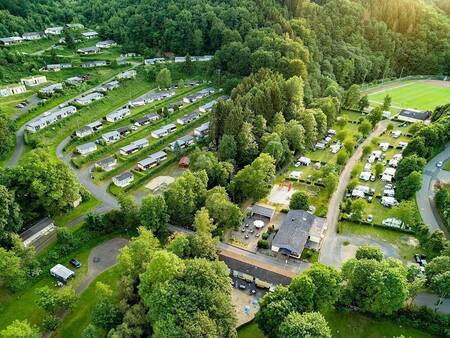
[
  {"x1": 416, "y1": 142, "x2": 450, "y2": 238},
  {"x1": 56, "y1": 136, "x2": 119, "y2": 214},
  {"x1": 319, "y1": 121, "x2": 388, "y2": 265},
  {"x1": 76, "y1": 237, "x2": 128, "y2": 294}
]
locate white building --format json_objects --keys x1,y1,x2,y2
[
  {"x1": 76, "y1": 142, "x2": 97, "y2": 156},
  {"x1": 22, "y1": 32, "x2": 44, "y2": 40},
  {"x1": 102, "y1": 130, "x2": 121, "y2": 144},
  {"x1": 113, "y1": 172, "x2": 134, "y2": 187},
  {"x1": 151, "y1": 123, "x2": 176, "y2": 139},
  {"x1": 82, "y1": 31, "x2": 99, "y2": 39},
  {"x1": 21, "y1": 75, "x2": 47, "y2": 87},
  {"x1": 39, "y1": 83, "x2": 63, "y2": 96},
  {"x1": 194, "y1": 122, "x2": 210, "y2": 138},
  {"x1": 106, "y1": 107, "x2": 130, "y2": 122},
  {"x1": 96, "y1": 40, "x2": 116, "y2": 49},
  {"x1": 117, "y1": 70, "x2": 137, "y2": 80},
  {"x1": 0, "y1": 84, "x2": 27, "y2": 97},
  {"x1": 120, "y1": 138, "x2": 149, "y2": 156},
  {"x1": 45, "y1": 27, "x2": 64, "y2": 35},
  {"x1": 74, "y1": 92, "x2": 104, "y2": 106}
]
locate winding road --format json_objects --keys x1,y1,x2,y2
[
  {"x1": 416, "y1": 142, "x2": 450, "y2": 238},
  {"x1": 319, "y1": 121, "x2": 388, "y2": 266}
]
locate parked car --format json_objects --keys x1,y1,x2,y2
[
  {"x1": 70, "y1": 258, "x2": 81, "y2": 268},
  {"x1": 437, "y1": 161, "x2": 443, "y2": 168},
  {"x1": 367, "y1": 214, "x2": 373, "y2": 223},
  {"x1": 370, "y1": 175, "x2": 376, "y2": 182},
  {"x1": 414, "y1": 254, "x2": 421, "y2": 264},
  {"x1": 239, "y1": 284, "x2": 246, "y2": 290}
]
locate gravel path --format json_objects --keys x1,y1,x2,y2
[{"x1": 319, "y1": 121, "x2": 388, "y2": 266}]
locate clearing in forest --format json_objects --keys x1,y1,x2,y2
[{"x1": 367, "y1": 80, "x2": 450, "y2": 111}]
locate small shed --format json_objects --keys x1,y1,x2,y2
[
  {"x1": 289, "y1": 171, "x2": 302, "y2": 180},
  {"x1": 179, "y1": 156, "x2": 190, "y2": 168},
  {"x1": 50, "y1": 264, "x2": 75, "y2": 283},
  {"x1": 251, "y1": 204, "x2": 276, "y2": 221}
]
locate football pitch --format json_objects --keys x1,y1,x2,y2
[{"x1": 367, "y1": 80, "x2": 450, "y2": 111}]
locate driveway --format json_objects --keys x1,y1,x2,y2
[
  {"x1": 76, "y1": 237, "x2": 128, "y2": 294},
  {"x1": 416, "y1": 142, "x2": 450, "y2": 238},
  {"x1": 319, "y1": 233, "x2": 401, "y2": 268},
  {"x1": 319, "y1": 121, "x2": 388, "y2": 265},
  {"x1": 414, "y1": 292, "x2": 450, "y2": 314}
]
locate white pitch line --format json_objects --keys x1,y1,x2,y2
[{"x1": 368, "y1": 81, "x2": 416, "y2": 96}]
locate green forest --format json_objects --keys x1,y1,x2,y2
[{"x1": 1, "y1": 0, "x2": 449, "y2": 89}]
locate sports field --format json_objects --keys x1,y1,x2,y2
[{"x1": 367, "y1": 80, "x2": 450, "y2": 111}]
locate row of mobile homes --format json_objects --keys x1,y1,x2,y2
[
  {"x1": 117, "y1": 70, "x2": 137, "y2": 80},
  {"x1": 74, "y1": 92, "x2": 104, "y2": 106},
  {"x1": 183, "y1": 88, "x2": 215, "y2": 103},
  {"x1": 169, "y1": 135, "x2": 195, "y2": 150},
  {"x1": 26, "y1": 105, "x2": 77, "y2": 133}
]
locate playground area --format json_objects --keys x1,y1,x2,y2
[
  {"x1": 367, "y1": 80, "x2": 450, "y2": 111},
  {"x1": 232, "y1": 288, "x2": 262, "y2": 326},
  {"x1": 267, "y1": 181, "x2": 296, "y2": 207}
]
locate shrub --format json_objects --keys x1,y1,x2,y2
[{"x1": 257, "y1": 240, "x2": 270, "y2": 249}]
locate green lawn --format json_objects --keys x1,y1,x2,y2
[
  {"x1": 53, "y1": 266, "x2": 120, "y2": 338},
  {"x1": 9, "y1": 37, "x2": 58, "y2": 54},
  {"x1": 443, "y1": 161, "x2": 450, "y2": 171},
  {"x1": 339, "y1": 221, "x2": 421, "y2": 261},
  {"x1": 367, "y1": 80, "x2": 450, "y2": 111},
  {"x1": 238, "y1": 310, "x2": 433, "y2": 338},
  {"x1": 14, "y1": 66, "x2": 128, "y2": 128},
  {"x1": 0, "y1": 234, "x2": 114, "y2": 330},
  {"x1": 53, "y1": 197, "x2": 101, "y2": 228}
]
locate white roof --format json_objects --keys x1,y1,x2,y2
[
  {"x1": 383, "y1": 167, "x2": 396, "y2": 176},
  {"x1": 50, "y1": 264, "x2": 74, "y2": 280},
  {"x1": 381, "y1": 174, "x2": 393, "y2": 182},
  {"x1": 355, "y1": 185, "x2": 370, "y2": 193},
  {"x1": 360, "y1": 171, "x2": 371, "y2": 180},
  {"x1": 352, "y1": 189, "x2": 365, "y2": 198},
  {"x1": 289, "y1": 171, "x2": 302, "y2": 179},
  {"x1": 298, "y1": 156, "x2": 311, "y2": 163},
  {"x1": 381, "y1": 196, "x2": 397, "y2": 204}
]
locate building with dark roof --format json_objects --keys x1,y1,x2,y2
[
  {"x1": 398, "y1": 109, "x2": 430, "y2": 123},
  {"x1": 20, "y1": 217, "x2": 56, "y2": 248},
  {"x1": 251, "y1": 204, "x2": 276, "y2": 220},
  {"x1": 271, "y1": 210, "x2": 326, "y2": 258},
  {"x1": 219, "y1": 252, "x2": 292, "y2": 286}
]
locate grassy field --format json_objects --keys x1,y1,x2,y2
[
  {"x1": 53, "y1": 197, "x2": 101, "y2": 227},
  {"x1": 0, "y1": 232, "x2": 118, "y2": 330},
  {"x1": 9, "y1": 37, "x2": 58, "y2": 54},
  {"x1": 444, "y1": 161, "x2": 450, "y2": 171},
  {"x1": 339, "y1": 221, "x2": 421, "y2": 261},
  {"x1": 367, "y1": 80, "x2": 450, "y2": 111},
  {"x1": 53, "y1": 266, "x2": 120, "y2": 338},
  {"x1": 238, "y1": 311, "x2": 433, "y2": 338}
]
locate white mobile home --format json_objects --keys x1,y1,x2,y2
[
  {"x1": 119, "y1": 138, "x2": 149, "y2": 156},
  {"x1": 113, "y1": 172, "x2": 134, "y2": 187},
  {"x1": 76, "y1": 142, "x2": 97, "y2": 156},
  {"x1": 21, "y1": 75, "x2": 47, "y2": 87},
  {"x1": 102, "y1": 130, "x2": 121, "y2": 144},
  {"x1": 106, "y1": 107, "x2": 130, "y2": 122}
]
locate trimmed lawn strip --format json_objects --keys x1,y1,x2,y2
[
  {"x1": 339, "y1": 221, "x2": 422, "y2": 260},
  {"x1": 9, "y1": 37, "x2": 58, "y2": 54},
  {"x1": 53, "y1": 266, "x2": 120, "y2": 338},
  {"x1": 53, "y1": 197, "x2": 101, "y2": 227},
  {"x1": 443, "y1": 161, "x2": 450, "y2": 171}
]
